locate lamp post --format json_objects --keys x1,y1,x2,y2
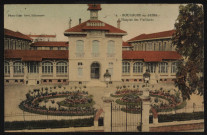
[
  {"x1": 104, "y1": 69, "x2": 111, "y2": 88},
  {"x1": 143, "y1": 69, "x2": 150, "y2": 87},
  {"x1": 140, "y1": 69, "x2": 151, "y2": 132}
]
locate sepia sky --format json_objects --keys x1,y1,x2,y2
[{"x1": 4, "y1": 4, "x2": 181, "y2": 41}]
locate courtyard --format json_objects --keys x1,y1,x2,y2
[{"x1": 4, "y1": 83, "x2": 204, "y2": 122}]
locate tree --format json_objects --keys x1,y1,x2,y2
[{"x1": 172, "y1": 4, "x2": 204, "y2": 100}]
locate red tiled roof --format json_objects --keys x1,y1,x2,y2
[
  {"x1": 31, "y1": 41, "x2": 69, "y2": 47},
  {"x1": 122, "y1": 51, "x2": 181, "y2": 62},
  {"x1": 4, "y1": 28, "x2": 33, "y2": 41},
  {"x1": 65, "y1": 20, "x2": 127, "y2": 34},
  {"x1": 4, "y1": 50, "x2": 68, "y2": 61},
  {"x1": 128, "y1": 30, "x2": 175, "y2": 42},
  {"x1": 87, "y1": 4, "x2": 102, "y2": 10},
  {"x1": 122, "y1": 42, "x2": 131, "y2": 47},
  {"x1": 27, "y1": 35, "x2": 56, "y2": 38}
]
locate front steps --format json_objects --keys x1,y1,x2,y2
[{"x1": 87, "y1": 79, "x2": 106, "y2": 87}]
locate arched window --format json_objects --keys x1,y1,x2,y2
[
  {"x1": 163, "y1": 41, "x2": 167, "y2": 51},
  {"x1": 76, "y1": 40, "x2": 84, "y2": 57},
  {"x1": 13, "y1": 61, "x2": 24, "y2": 74},
  {"x1": 28, "y1": 62, "x2": 39, "y2": 73},
  {"x1": 169, "y1": 41, "x2": 173, "y2": 51},
  {"x1": 133, "y1": 62, "x2": 143, "y2": 73},
  {"x1": 42, "y1": 61, "x2": 53, "y2": 74},
  {"x1": 159, "y1": 41, "x2": 163, "y2": 51},
  {"x1": 92, "y1": 40, "x2": 99, "y2": 57},
  {"x1": 171, "y1": 62, "x2": 178, "y2": 73},
  {"x1": 159, "y1": 62, "x2": 168, "y2": 73},
  {"x1": 56, "y1": 62, "x2": 67, "y2": 74},
  {"x1": 122, "y1": 62, "x2": 130, "y2": 74},
  {"x1": 4, "y1": 61, "x2": 10, "y2": 74},
  {"x1": 107, "y1": 40, "x2": 115, "y2": 57},
  {"x1": 146, "y1": 63, "x2": 156, "y2": 73}
]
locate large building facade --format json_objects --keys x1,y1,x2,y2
[{"x1": 4, "y1": 4, "x2": 181, "y2": 86}]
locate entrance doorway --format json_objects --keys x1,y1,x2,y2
[
  {"x1": 91, "y1": 62, "x2": 100, "y2": 79},
  {"x1": 146, "y1": 63, "x2": 156, "y2": 73}
]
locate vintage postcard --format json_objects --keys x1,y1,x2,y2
[{"x1": 3, "y1": 4, "x2": 204, "y2": 132}]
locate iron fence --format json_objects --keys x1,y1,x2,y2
[{"x1": 111, "y1": 102, "x2": 142, "y2": 132}]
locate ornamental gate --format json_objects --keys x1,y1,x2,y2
[{"x1": 111, "y1": 102, "x2": 142, "y2": 132}]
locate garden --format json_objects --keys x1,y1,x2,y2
[
  {"x1": 19, "y1": 85, "x2": 96, "y2": 116},
  {"x1": 111, "y1": 85, "x2": 186, "y2": 114}
]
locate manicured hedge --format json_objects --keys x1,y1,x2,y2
[
  {"x1": 5, "y1": 118, "x2": 94, "y2": 130},
  {"x1": 158, "y1": 111, "x2": 204, "y2": 123}
]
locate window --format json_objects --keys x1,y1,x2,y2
[
  {"x1": 92, "y1": 40, "x2": 99, "y2": 57},
  {"x1": 146, "y1": 63, "x2": 156, "y2": 73},
  {"x1": 4, "y1": 61, "x2": 10, "y2": 74},
  {"x1": 27, "y1": 62, "x2": 39, "y2": 73},
  {"x1": 50, "y1": 47, "x2": 53, "y2": 50},
  {"x1": 78, "y1": 67, "x2": 83, "y2": 77},
  {"x1": 138, "y1": 43, "x2": 143, "y2": 51},
  {"x1": 63, "y1": 80, "x2": 66, "y2": 82},
  {"x1": 76, "y1": 40, "x2": 84, "y2": 57},
  {"x1": 146, "y1": 42, "x2": 153, "y2": 51},
  {"x1": 16, "y1": 41, "x2": 21, "y2": 50},
  {"x1": 108, "y1": 62, "x2": 113, "y2": 75},
  {"x1": 56, "y1": 62, "x2": 67, "y2": 74},
  {"x1": 49, "y1": 80, "x2": 52, "y2": 82},
  {"x1": 21, "y1": 42, "x2": 25, "y2": 50},
  {"x1": 122, "y1": 62, "x2": 130, "y2": 74},
  {"x1": 58, "y1": 47, "x2": 61, "y2": 50},
  {"x1": 159, "y1": 62, "x2": 168, "y2": 73},
  {"x1": 13, "y1": 61, "x2": 24, "y2": 74},
  {"x1": 159, "y1": 41, "x2": 163, "y2": 51},
  {"x1": 20, "y1": 80, "x2": 24, "y2": 82},
  {"x1": 78, "y1": 62, "x2": 83, "y2": 66},
  {"x1": 42, "y1": 61, "x2": 53, "y2": 74},
  {"x1": 171, "y1": 62, "x2": 178, "y2": 73},
  {"x1": 133, "y1": 62, "x2": 143, "y2": 73},
  {"x1": 163, "y1": 41, "x2": 167, "y2": 51},
  {"x1": 107, "y1": 40, "x2": 115, "y2": 57},
  {"x1": 4, "y1": 39, "x2": 8, "y2": 50},
  {"x1": 10, "y1": 40, "x2": 15, "y2": 50},
  {"x1": 58, "y1": 80, "x2": 61, "y2": 82},
  {"x1": 169, "y1": 41, "x2": 173, "y2": 51}
]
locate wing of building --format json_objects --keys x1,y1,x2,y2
[{"x1": 4, "y1": 4, "x2": 181, "y2": 86}]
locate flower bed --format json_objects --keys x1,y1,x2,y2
[
  {"x1": 150, "y1": 91, "x2": 186, "y2": 112},
  {"x1": 113, "y1": 88, "x2": 186, "y2": 114},
  {"x1": 19, "y1": 90, "x2": 95, "y2": 116},
  {"x1": 111, "y1": 89, "x2": 142, "y2": 97}
]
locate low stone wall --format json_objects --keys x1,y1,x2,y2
[{"x1": 149, "y1": 120, "x2": 204, "y2": 132}]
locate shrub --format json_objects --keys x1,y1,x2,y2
[
  {"x1": 158, "y1": 112, "x2": 204, "y2": 123},
  {"x1": 4, "y1": 118, "x2": 94, "y2": 130}
]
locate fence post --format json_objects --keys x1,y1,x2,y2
[
  {"x1": 126, "y1": 103, "x2": 127, "y2": 132},
  {"x1": 140, "y1": 88, "x2": 150, "y2": 132},
  {"x1": 103, "y1": 100, "x2": 112, "y2": 132}
]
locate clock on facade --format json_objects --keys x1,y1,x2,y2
[{"x1": 92, "y1": 12, "x2": 97, "y2": 17}]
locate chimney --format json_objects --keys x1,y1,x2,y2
[
  {"x1": 79, "y1": 18, "x2": 81, "y2": 24},
  {"x1": 69, "y1": 18, "x2": 72, "y2": 28},
  {"x1": 117, "y1": 19, "x2": 121, "y2": 29}
]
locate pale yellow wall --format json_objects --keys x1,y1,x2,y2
[{"x1": 68, "y1": 31, "x2": 123, "y2": 82}]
